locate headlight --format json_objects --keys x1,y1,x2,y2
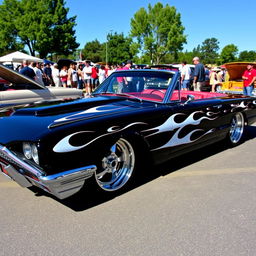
[
  {"x1": 23, "y1": 142, "x2": 39, "y2": 165},
  {"x1": 23, "y1": 142, "x2": 32, "y2": 159},
  {"x1": 31, "y1": 144, "x2": 39, "y2": 165}
]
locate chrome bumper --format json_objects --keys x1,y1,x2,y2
[{"x1": 0, "y1": 145, "x2": 96, "y2": 199}]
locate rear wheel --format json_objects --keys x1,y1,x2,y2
[
  {"x1": 95, "y1": 138, "x2": 136, "y2": 192},
  {"x1": 228, "y1": 112, "x2": 244, "y2": 146}
]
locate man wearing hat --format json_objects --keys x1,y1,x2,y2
[{"x1": 242, "y1": 63, "x2": 256, "y2": 96}]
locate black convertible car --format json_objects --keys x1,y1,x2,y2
[{"x1": 0, "y1": 69, "x2": 256, "y2": 199}]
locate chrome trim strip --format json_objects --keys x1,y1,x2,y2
[{"x1": 219, "y1": 90, "x2": 243, "y2": 94}]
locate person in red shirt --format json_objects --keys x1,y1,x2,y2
[
  {"x1": 116, "y1": 63, "x2": 124, "y2": 93},
  {"x1": 122, "y1": 60, "x2": 132, "y2": 92},
  {"x1": 242, "y1": 63, "x2": 256, "y2": 96},
  {"x1": 91, "y1": 64, "x2": 99, "y2": 89}
]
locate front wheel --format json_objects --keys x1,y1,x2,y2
[
  {"x1": 95, "y1": 138, "x2": 136, "y2": 192},
  {"x1": 228, "y1": 112, "x2": 245, "y2": 146}
]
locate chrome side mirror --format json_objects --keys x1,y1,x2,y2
[{"x1": 184, "y1": 94, "x2": 195, "y2": 104}]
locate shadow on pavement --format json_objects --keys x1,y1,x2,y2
[{"x1": 30, "y1": 125, "x2": 256, "y2": 211}]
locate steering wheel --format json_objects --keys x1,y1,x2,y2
[{"x1": 149, "y1": 89, "x2": 165, "y2": 95}]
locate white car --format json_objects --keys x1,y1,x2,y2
[{"x1": 0, "y1": 64, "x2": 83, "y2": 109}]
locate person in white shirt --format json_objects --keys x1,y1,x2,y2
[
  {"x1": 98, "y1": 65, "x2": 106, "y2": 84},
  {"x1": 82, "y1": 60, "x2": 92, "y2": 95},
  {"x1": 180, "y1": 61, "x2": 191, "y2": 90},
  {"x1": 31, "y1": 62, "x2": 44, "y2": 85},
  {"x1": 59, "y1": 66, "x2": 68, "y2": 87},
  {"x1": 52, "y1": 63, "x2": 61, "y2": 87}
]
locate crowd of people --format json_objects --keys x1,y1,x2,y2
[
  {"x1": 18, "y1": 59, "x2": 142, "y2": 95},
  {"x1": 180, "y1": 57, "x2": 226, "y2": 93},
  {"x1": 18, "y1": 57, "x2": 256, "y2": 96},
  {"x1": 181, "y1": 57, "x2": 256, "y2": 96}
]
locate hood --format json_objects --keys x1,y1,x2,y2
[
  {"x1": 0, "y1": 96, "x2": 152, "y2": 144},
  {"x1": 225, "y1": 62, "x2": 256, "y2": 80},
  {"x1": 11, "y1": 95, "x2": 151, "y2": 127},
  {"x1": 0, "y1": 63, "x2": 45, "y2": 89}
]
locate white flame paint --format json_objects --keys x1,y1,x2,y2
[
  {"x1": 231, "y1": 101, "x2": 249, "y2": 112},
  {"x1": 53, "y1": 105, "x2": 128, "y2": 123},
  {"x1": 53, "y1": 131, "x2": 94, "y2": 152},
  {"x1": 142, "y1": 111, "x2": 217, "y2": 150},
  {"x1": 53, "y1": 122, "x2": 146, "y2": 153},
  {"x1": 144, "y1": 111, "x2": 216, "y2": 137}
]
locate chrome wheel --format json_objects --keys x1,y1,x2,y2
[
  {"x1": 229, "y1": 112, "x2": 244, "y2": 144},
  {"x1": 95, "y1": 138, "x2": 135, "y2": 191}
]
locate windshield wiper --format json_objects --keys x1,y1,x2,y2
[
  {"x1": 93, "y1": 92, "x2": 144, "y2": 103},
  {"x1": 115, "y1": 93, "x2": 144, "y2": 103}
]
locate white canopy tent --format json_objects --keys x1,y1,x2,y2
[{"x1": 0, "y1": 51, "x2": 43, "y2": 63}]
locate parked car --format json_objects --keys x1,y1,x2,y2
[
  {"x1": 217, "y1": 62, "x2": 256, "y2": 94},
  {"x1": 0, "y1": 64, "x2": 83, "y2": 110},
  {"x1": 0, "y1": 69, "x2": 256, "y2": 200}
]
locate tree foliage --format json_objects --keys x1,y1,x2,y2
[
  {"x1": 238, "y1": 50, "x2": 256, "y2": 62},
  {"x1": 130, "y1": 2, "x2": 186, "y2": 64},
  {"x1": 82, "y1": 39, "x2": 103, "y2": 63},
  {"x1": 0, "y1": 0, "x2": 24, "y2": 53},
  {"x1": 219, "y1": 44, "x2": 238, "y2": 64},
  {"x1": 176, "y1": 51, "x2": 196, "y2": 64},
  {"x1": 0, "y1": 0, "x2": 79, "y2": 58},
  {"x1": 105, "y1": 32, "x2": 133, "y2": 64},
  {"x1": 199, "y1": 38, "x2": 219, "y2": 64}
]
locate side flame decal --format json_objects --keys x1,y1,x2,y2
[
  {"x1": 142, "y1": 111, "x2": 217, "y2": 150},
  {"x1": 52, "y1": 100, "x2": 254, "y2": 154},
  {"x1": 53, "y1": 122, "x2": 147, "y2": 153}
]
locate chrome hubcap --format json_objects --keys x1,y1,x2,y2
[
  {"x1": 229, "y1": 113, "x2": 244, "y2": 144},
  {"x1": 95, "y1": 138, "x2": 135, "y2": 191}
]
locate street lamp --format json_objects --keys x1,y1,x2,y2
[
  {"x1": 106, "y1": 33, "x2": 108, "y2": 65},
  {"x1": 106, "y1": 30, "x2": 113, "y2": 65}
]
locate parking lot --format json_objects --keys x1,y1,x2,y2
[{"x1": 1, "y1": 124, "x2": 256, "y2": 256}]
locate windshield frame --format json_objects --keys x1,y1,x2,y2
[{"x1": 93, "y1": 69, "x2": 180, "y2": 104}]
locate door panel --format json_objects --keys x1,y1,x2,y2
[{"x1": 144, "y1": 99, "x2": 227, "y2": 164}]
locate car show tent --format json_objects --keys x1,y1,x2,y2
[{"x1": 0, "y1": 51, "x2": 43, "y2": 63}]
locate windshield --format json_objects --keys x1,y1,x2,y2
[{"x1": 94, "y1": 70, "x2": 175, "y2": 102}]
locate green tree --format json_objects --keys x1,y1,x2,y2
[
  {"x1": 238, "y1": 50, "x2": 256, "y2": 62},
  {"x1": 0, "y1": 0, "x2": 24, "y2": 55},
  {"x1": 48, "y1": 0, "x2": 79, "y2": 58},
  {"x1": 219, "y1": 44, "x2": 238, "y2": 64},
  {"x1": 130, "y1": 2, "x2": 186, "y2": 64},
  {"x1": 200, "y1": 38, "x2": 219, "y2": 64},
  {"x1": 191, "y1": 45, "x2": 202, "y2": 60},
  {"x1": 82, "y1": 39, "x2": 103, "y2": 63},
  {"x1": 176, "y1": 51, "x2": 195, "y2": 64},
  {"x1": 104, "y1": 32, "x2": 133, "y2": 64},
  {"x1": 0, "y1": 0, "x2": 79, "y2": 58}
]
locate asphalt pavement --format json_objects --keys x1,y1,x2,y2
[{"x1": 1, "y1": 124, "x2": 256, "y2": 256}]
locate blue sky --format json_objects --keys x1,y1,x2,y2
[{"x1": 65, "y1": 0, "x2": 256, "y2": 53}]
